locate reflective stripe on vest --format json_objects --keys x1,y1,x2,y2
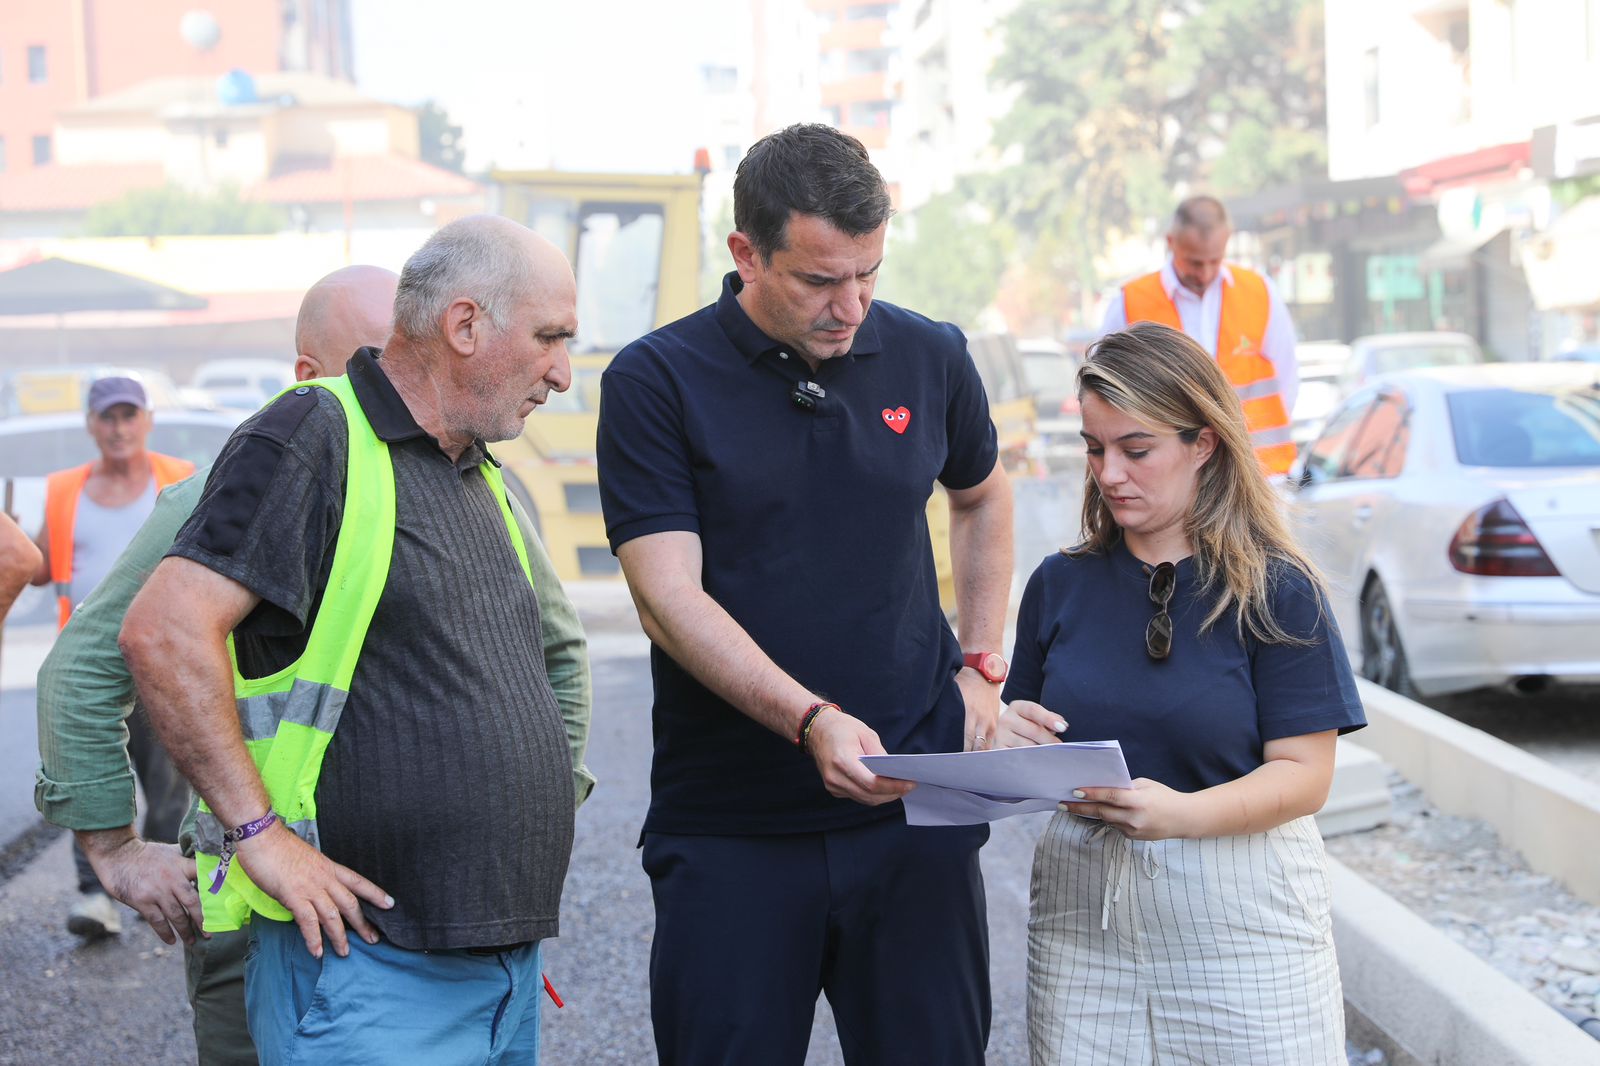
[
  {"x1": 193, "y1": 376, "x2": 535, "y2": 932},
  {"x1": 44, "y1": 452, "x2": 196, "y2": 630},
  {"x1": 1121, "y1": 266, "x2": 1295, "y2": 476}
]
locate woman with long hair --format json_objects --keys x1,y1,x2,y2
[{"x1": 997, "y1": 321, "x2": 1364, "y2": 1066}]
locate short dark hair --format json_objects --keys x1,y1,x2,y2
[{"x1": 733, "y1": 123, "x2": 892, "y2": 261}]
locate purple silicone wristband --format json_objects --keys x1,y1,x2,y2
[{"x1": 207, "y1": 810, "x2": 279, "y2": 895}]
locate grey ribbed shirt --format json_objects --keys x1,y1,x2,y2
[{"x1": 169, "y1": 352, "x2": 575, "y2": 950}]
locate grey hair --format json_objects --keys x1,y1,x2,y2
[
  {"x1": 392, "y1": 218, "x2": 534, "y2": 341},
  {"x1": 1170, "y1": 195, "x2": 1231, "y2": 237}
]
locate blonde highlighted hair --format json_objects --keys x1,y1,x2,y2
[{"x1": 1071, "y1": 321, "x2": 1323, "y2": 645}]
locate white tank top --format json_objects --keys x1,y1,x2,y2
[{"x1": 71, "y1": 480, "x2": 157, "y2": 606}]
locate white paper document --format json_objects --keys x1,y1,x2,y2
[{"x1": 859, "y1": 741, "x2": 1133, "y2": 827}]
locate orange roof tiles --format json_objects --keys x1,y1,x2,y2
[
  {"x1": 248, "y1": 156, "x2": 483, "y2": 205},
  {"x1": 0, "y1": 163, "x2": 167, "y2": 213},
  {"x1": 0, "y1": 156, "x2": 482, "y2": 214}
]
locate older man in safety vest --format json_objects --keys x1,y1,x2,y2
[
  {"x1": 123, "y1": 217, "x2": 580, "y2": 1064},
  {"x1": 1101, "y1": 196, "x2": 1300, "y2": 476},
  {"x1": 33, "y1": 377, "x2": 195, "y2": 628},
  {"x1": 30, "y1": 376, "x2": 195, "y2": 939}
]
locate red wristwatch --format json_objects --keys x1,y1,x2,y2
[{"x1": 962, "y1": 651, "x2": 1008, "y2": 684}]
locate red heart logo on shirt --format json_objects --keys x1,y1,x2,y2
[{"x1": 882, "y1": 407, "x2": 911, "y2": 434}]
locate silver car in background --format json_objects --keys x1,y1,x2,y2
[
  {"x1": 191, "y1": 358, "x2": 296, "y2": 412},
  {"x1": 1019, "y1": 337, "x2": 1083, "y2": 470},
  {"x1": 1286, "y1": 362, "x2": 1600, "y2": 697},
  {"x1": 1291, "y1": 341, "x2": 1351, "y2": 450},
  {"x1": 1341, "y1": 331, "x2": 1485, "y2": 393}
]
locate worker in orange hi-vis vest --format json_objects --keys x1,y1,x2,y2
[
  {"x1": 29, "y1": 375, "x2": 194, "y2": 939},
  {"x1": 1101, "y1": 196, "x2": 1301, "y2": 477}
]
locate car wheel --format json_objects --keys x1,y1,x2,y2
[{"x1": 1360, "y1": 579, "x2": 1416, "y2": 698}]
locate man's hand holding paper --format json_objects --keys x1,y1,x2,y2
[{"x1": 860, "y1": 713, "x2": 1133, "y2": 826}]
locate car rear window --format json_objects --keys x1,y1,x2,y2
[
  {"x1": 1022, "y1": 354, "x2": 1075, "y2": 393},
  {"x1": 1448, "y1": 388, "x2": 1600, "y2": 467},
  {"x1": 0, "y1": 421, "x2": 237, "y2": 477},
  {"x1": 148, "y1": 423, "x2": 238, "y2": 468},
  {"x1": 1374, "y1": 344, "x2": 1480, "y2": 376},
  {"x1": 0, "y1": 426, "x2": 99, "y2": 476}
]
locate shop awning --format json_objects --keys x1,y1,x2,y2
[
  {"x1": 1401, "y1": 141, "x2": 1532, "y2": 197},
  {"x1": 1520, "y1": 197, "x2": 1600, "y2": 310},
  {"x1": 1418, "y1": 228, "x2": 1502, "y2": 271}
]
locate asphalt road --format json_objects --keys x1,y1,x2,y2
[{"x1": 1424, "y1": 687, "x2": 1600, "y2": 784}]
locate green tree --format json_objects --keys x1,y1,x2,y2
[
  {"x1": 83, "y1": 184, "x2": 284, "y2": 237},
  {"x1": 418, "y1": 100, "x2": 466, "y2": 174},
  {"x1": 878, "y1": 190, "x2": 1011, "y2": 329},
  {"x1": 991, "y1": 0, "x2": 1326, "y2": 295}
]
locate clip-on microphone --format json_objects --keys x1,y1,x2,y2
[{"x1": 790, "y1": 379, "x2": 825, "y2": 413}]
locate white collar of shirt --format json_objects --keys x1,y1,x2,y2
[{"x1": 1158, "y1": 260, "x2": 1234, "y2": 304}]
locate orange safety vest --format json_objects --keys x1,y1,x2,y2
[
  {"x1": 44, "y1": 453, "x2": 195, "y2": 629},
  {"x1": 1121, "y1": 266, "x2": 1296, "y2": 476}
]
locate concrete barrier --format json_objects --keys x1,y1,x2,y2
[
  {"x1": 1333, "y1": 857, "x2": 1600, "y2": 1065},
  {"x1": 1318, "y1": 739, "x2": 1393, "y2": 837},
  {"x1": 1354, "y1": 678, "x2": 1600, "y2": 906}
]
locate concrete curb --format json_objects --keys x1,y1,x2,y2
[
  {"x1": 1332, "y1": 856, "x2": 1600, "y2": 1065},
  {"x1": 1353, "y1": 678, "x2": 1600, "y2": 906},
  {"x1": 1318, "y1": 739, "x2": 1393, "y2": 837}
]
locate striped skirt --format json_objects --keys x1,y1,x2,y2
[{"x1": 1027, "y1": 812, "x2": 1345, "y2": 1066}]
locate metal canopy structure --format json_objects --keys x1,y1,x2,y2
[{"x1": 0, "y1": 256, "x2": 208, "y2": 316}]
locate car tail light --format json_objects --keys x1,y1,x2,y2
[
  {"x1": 1448, "y1": 498, "x2": 1560, "y2": 577},
  {"x1": 1059, "y1": 395, "x2": 1080, "y2": 415}
]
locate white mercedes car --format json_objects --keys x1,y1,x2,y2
[{"x1": 1286, "y1": 362, "x2": 1600, "y2": 697}]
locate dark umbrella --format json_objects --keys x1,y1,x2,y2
[{"x1": 0, "y1": 256, "x2": 208, "y2": 316}]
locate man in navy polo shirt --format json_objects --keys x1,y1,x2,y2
[{"x1": 597, "y1": 123, "x2": 1014, "y2": 1065}]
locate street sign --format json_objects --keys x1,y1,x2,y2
[{"x1": 1366, "y1": 255, "x2": 1426, "y2": 301}]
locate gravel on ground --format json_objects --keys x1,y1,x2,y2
[{"x1": 1327, "y1": 770, "x2": 1600, "y2": 1028}]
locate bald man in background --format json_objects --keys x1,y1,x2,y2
[{"x1": 290, "y1": 264, "x2": 398, "y2": 382}]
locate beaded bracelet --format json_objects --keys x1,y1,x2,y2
[{"x1": 795, "y1": 701, "x2": 841, "y2": 753}]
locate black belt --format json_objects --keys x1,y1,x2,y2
[{"x1": 466, "y1": 941, "x2": 532, "y2": 956}]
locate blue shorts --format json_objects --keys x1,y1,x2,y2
[{"x1": 244, "y1": 917, "x2": 542, "y2": 1066}]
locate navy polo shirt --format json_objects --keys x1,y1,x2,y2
[
  {"x1": 597, "y1": 272, "x2": 999, "y2": 835},
  {"x1": 1002, "y1": 542, "x2": 1365, "y2": 793}
]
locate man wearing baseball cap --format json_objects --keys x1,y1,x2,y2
[{"x1": 30, "y1": 374, "x2": 195, "y2": 938}]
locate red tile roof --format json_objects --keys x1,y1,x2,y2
[
  {"x1": 0, "y1": 164, "x2": 167, "y2": 213},
  {"x1": 247, "y1": 155, "x2": 483, "y2": 205},
  {"x1": 0, "y1": 156, "x2": 482, "y2": 214}
]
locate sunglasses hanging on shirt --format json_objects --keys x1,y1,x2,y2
[{"x1": 1146, "y1": 561, "x2": 1176, "y2": 661}]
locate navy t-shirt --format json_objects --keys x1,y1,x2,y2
[
  {"x1": 1001, "y1": 541, "x2": 1364, "y2": 792},
  {"x1": 597, "y1": 273, "x2": 999, "y2": 835}
]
